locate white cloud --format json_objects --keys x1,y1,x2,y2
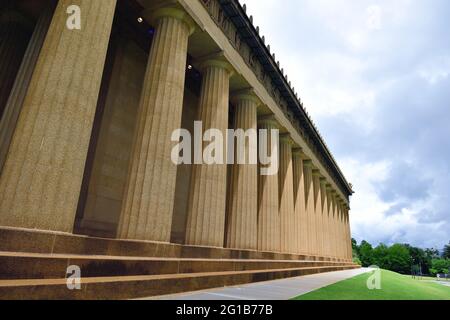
[
  {"x1": 366, "y1": 5, "x2": 382, "y2": 30},
  {"x1": 417, "y1": 55, "x2": 450, "y2": 84},
  {"x1": 241, "y1": 0, "x2": 450, "y2": 249}
]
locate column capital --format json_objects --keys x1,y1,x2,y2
[
  {"x1": 326, "y1": 183, "x2": 333, "y2": 190},
  {"x1": 196, "y1": 52, "x2": 235, "y2": 76},
  {"x1": 319, "y1": 177, "x2": 327, "y2": 185},
  {"x1": 312, "y1": 169, "x2": 322, "y2": 177},
  {"x1": 279, "y1": 133, "x2": 295, "y2": 145},
  {"x1": 258, "y1": 114, "x2": 279, "y2": 128},
  {"x1": 303, "y1": 159, "x2": 313, "y2": 168},
  {"x1": 145, "y1": 2, "x2": 197, "y2": 35},
  {"x1": 231, "y1": 88, "x2": 261, "y2": 106},
  {"x1": 292, "y1": 147, "x2": 303, "y2": 157}
]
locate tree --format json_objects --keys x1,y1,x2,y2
[
  {"x1": 351, "y1": 238, "x2": 358, "y2": 253},
  {"x1": 404, "y1": 244, "x2": 428, "y2": 274},
  {"x1": 425, "y1": 248, "x2": 440, "y2": 259},
  {"x1": 443, "y1": 242, "x2": 450, "y2": 259},
  {"x1": 351, "y1": 238, "x2": 360, "y2": 261},
  {"x1": 372, "y1": 243, "x2": 390, "y2": 269},
  {"x1": 429, "y1": 259, "x2": 450, "y2": 276},
  {"x1": 386, "y1": 244, "x2": 411, "y2": 274},
  {"x1": 359, "y1": 240, "x2": 374, "y2": 267}
]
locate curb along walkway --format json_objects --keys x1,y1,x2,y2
[{"x1": 143, "y1": 268, "x2": 371, "y2": 300}]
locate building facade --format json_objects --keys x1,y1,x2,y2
[{"x1": 0, "y1": 0, "x2": 355, "y2": 298}]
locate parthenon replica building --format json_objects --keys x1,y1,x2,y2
[{"x1": 0, "y1": 0, "x2": 357, "y2": 299}]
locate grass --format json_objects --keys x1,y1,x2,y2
[{"x1": 294, "y1": 269, "x2": 450, "y2": 300}]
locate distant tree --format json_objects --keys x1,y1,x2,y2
[
  {"x1": 351, "y1": 238, "x2": 360, "y2": 261},
  {"x1": 359, "y1": 240, "x2": 374, "y2": 267},
  {"x1": 353, "y1": 256, "x2": 362, "y2": 265},
  {"x1": 443, "y1": 242, "x2": 450, "y2": 259},
  {"x1": 404, "y1": 244, "x2": 428, "y2": 274},
  {"x1": 429, "y1": 259, "x2": 450, "y2": 276},
  {"x1": 387, "y1": 244, "x2": 411, "y2": 274},
  {"x1": 351, "y1": 238, "x2": 358, "y2": 253},
  {"x1": 372, "y1": 243, "x2": 390, "y2": 269},
  {"x1": 425, "y1": 248, "x2": 440, "y2": 259}
]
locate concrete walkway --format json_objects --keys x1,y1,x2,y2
[{"x1": 147, "y1": 268, "x2": 371, "y2": 300}]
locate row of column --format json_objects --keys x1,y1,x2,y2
[{"x1": 0, "y1": 1, "x2": 352, "y2": 260}]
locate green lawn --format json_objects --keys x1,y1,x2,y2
[{"x1": 294, "y1": 269, "x2": 450, "y2": 300}]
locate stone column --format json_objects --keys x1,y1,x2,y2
[
  {"x1": 320, "y1": 177, "x2": 329, "y2": 257},
  {"x1": 348, "y1": 208, "x2": 353, "y2": 260},
  {"x1": 226, "y1": 89, "x2": 259, "y2": 250},
  {"x1": 345, "y1": 206, "x2": 352, "y2": 260},
  {"x1": 257, "y1": 116, "x2": 280, "y2": 252},
  {"x1": 326, "y1": 184, "x2": 334, "y2": 258},
  {"x1": 330, "y1": 190, "x2": 338, "y2": 258},
  {"x1": 185, "y1": 56, "x2": 233, "y2": 247},
  {"x1": 337, "y1": 197, "x2": 344, "y2": 259},
  {"x1": 293, "y1": 148, "x2": 307, "y2": 254},
  {"x1": 0, "y1": 10, "x2": 32, "y2": 121},
  {"x1": 117, "y1": 5, "x2": 195, "y2": 242},
  {"x1": 343, "y1": 202, "x2": 349, "y2": 260},
  {"x1": 279, "y1": 134, "x2": 295, "y2": 254},
  {"x1": 303, "y1": 160, "x2": 316, "y2": 255},
  {"x1": 0, "y1": 3, "x2": 54, "y2": 174},
  {"x1": 312, "y1": 169, "x2": 323, "y2": 256},
  {"x1": 342, "y1": 201, "x2": 347, "y2": 260},
  {"x1": 0, "y1": 0, "x2": 117, "y2": 232}
]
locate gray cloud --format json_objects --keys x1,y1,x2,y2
[{"x1": 244, "y1": 0, "x2": 450, "y2": 249}]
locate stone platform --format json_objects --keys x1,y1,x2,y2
[{"x1": 0, "y1": 227, "x2": 358, "y2": 300}]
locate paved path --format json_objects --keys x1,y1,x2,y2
[{"x1": 146, "y1": 268, "x2": 371, "y2": 300}]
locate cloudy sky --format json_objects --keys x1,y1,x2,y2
[{"x1": 241, "y1": 0, "x2": 450, "y2": 250}]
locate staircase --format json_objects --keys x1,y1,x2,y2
[{"x1": 0, "y1": 227, "x2": 359, "y2": 299}]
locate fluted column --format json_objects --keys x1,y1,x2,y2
[
  {"x1": 330, "y1": 189, "x2": 339, "y2": 258},
  {"x1": 337, "y1": 197, "x2": 344, "y2": 259},
  {"x1": 348, "y1": 208, "x2": 353, "y2": 260},
  {"x1": 342, "y1": 206, "x2": 347, "y2": 260},
  {"x1": 0, "y1": 9, "x2": 32, "y2": 120},
  {"x1": 0, "y1": 0, "x2": 117, "y2": 232},
  {"x1": 185, "y1": 56, "x2": 233, "y2": 247},
  {"x1": 293, "y1": 148, "x2": 307, "y2": 254},
  {"x1": 342, "y1": 201, "x2": 349, "y2": 260},
  {"x1": 117, "y1": 6, "x2": 195, "y2": 241},
  {"x1": 0, "y1": 3, "x2": 54, "y2": 173},
  {"x1": 320, "y1": 177, "x2": 329, "y2": 257},
  {"x1": 303, "y1": 160, "x2": 316, "y2": 255},
  {"x1": 257, "y1": 116, "x2": 280, "y2": 252},
  {"x1": 345, "y1": 205, "x2": 352, "y2": 260},
  {"x1": 325, "y1": 184, "x2": 334, "y2": 258},
  {"x1": 312, "y1": 169, "x2": 323, "y2": 256},
  {"x1": 279, "y1": 134, "x2": 295, "y2": 254},
  {"x1": 226, "y1": 90, "x2": 259, "y2": 250}
]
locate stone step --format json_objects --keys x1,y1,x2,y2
[
  {"x1": 0, "y1": 265, "x2": 360, "y2": 300},
  {"x1": 0, "y1": 252, "x2": 354, "y2": 280},
  {"x1": 0, "y1": 227, "x2": 352, "y2": 263}
]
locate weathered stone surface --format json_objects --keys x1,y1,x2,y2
[
  {"x1": 257, "y1": 117, "x2": 280, "y2": 252},
  {"x1": 293, "y1": 149, "x2": 307, "y2": 254},
  {"x1": 226, "y1": 90, "x2": 259, "y2": 250},
  {"x1": 0, "y1": 0, "x2": 117, "y2": 232},
  {"x1": 185, "y1": 56, "x2": 233, "y2": 247},
  {"x1": 279, "y1": 134, "x2": 295, "y2": 254},
  {"x1": 118, "y1": 6, "x2": 194, "y2": 242}
]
